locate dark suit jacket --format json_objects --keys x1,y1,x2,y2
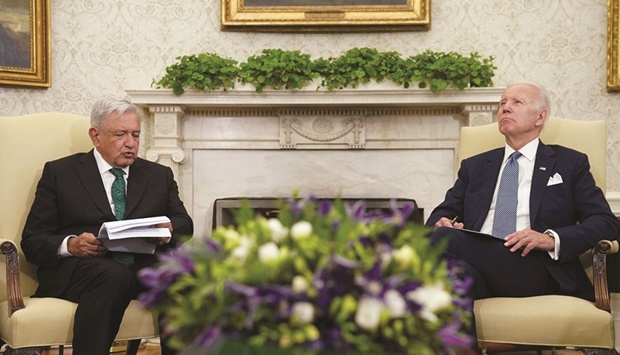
[
  {"x1": 21, "y1": 150, "x2": 193, "y2": 297},
  {"x1": 426, "y1": 141, "x2": 620, "y2": 298}
]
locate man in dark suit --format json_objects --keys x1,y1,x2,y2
[
  {"x1": 21, "y1": 96, "x2": 193, "y2": 355},
  {"x1": 426, "y1": 82, "x2": 620, "y2": 301}
]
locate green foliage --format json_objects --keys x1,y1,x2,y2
[
  {"x1": 313, "y1": 48, "x2": 407, "y2": 90},
  {"x1": 153, "y1": 48, "x2": 496, "y2": 94},
  {"x1": 152, "y1": 53, "x2": 239, "y2": 95},
  {"x1": 238, "y1": 49, "x2": 320, "y2": 94},
  {"x1": 404, "y1": 50, "x2": 497, "y2": 92}
]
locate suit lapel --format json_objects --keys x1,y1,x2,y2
[
  {"x1": 529, "y1": 142, "x2": 556, "y2": 225},
  {"x1": 471, "y1": 150, "x2": 504, "y2": 230},
  {"x1": 126, "y1": 158, "x2": 148, "y2": 218},
  {"x1": 76, "y1": 150, "x2": 116, "y2": 220}
]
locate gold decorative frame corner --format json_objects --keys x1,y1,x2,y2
[
  {"x1": 0, "y1": 0, "x2": 51, "y2": 88},
  {"x1": 608, "y1": 0, "x2": 619, "y2": 92},
  {"x1": 221, "y1": 0, "x2": 430, "y2": 33}
]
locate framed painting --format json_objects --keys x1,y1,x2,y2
[
  {"x1": 221, "y1": 0, "x2": 430, "y2": 32},
  {"x1": 608, "y1": 0, "x2": 619, "y2": 92},
  {"x1": 0, "y1": 0, "x2": 51, "y2": 88}
]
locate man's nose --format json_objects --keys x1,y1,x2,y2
[{"x1": 123, "y1": 134, "x2": 136, "y2": 147}]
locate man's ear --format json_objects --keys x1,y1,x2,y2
[
  {"x1": 535, "y1": 109, "x2": 547, "y2": 127},
  {"x1": 89, "y1": 127, "x2": 100, "y2": 147}
]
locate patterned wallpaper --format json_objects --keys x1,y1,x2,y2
[{"x1": 1, "y1": 0, "x2": 618, "y2": 192}]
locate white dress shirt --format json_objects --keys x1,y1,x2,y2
[
  {"x1": 479, "y1": 138, "x2": 560, "y2": 259},
  {"x1": 58, "y1": 149, "x2": 130, "y2": 256}
]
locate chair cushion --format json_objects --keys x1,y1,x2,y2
[
  {"x1": 474, "y1": 295, "x2": 614, "y2": 348},
  {"x1": 0, "y1": 297, "x2": 158, "y2": 348}
]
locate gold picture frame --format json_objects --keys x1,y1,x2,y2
[
  {"x1": 221, "y1": 0, "x2": 430, "y2": 32},
  {"x1": 0, "y1": 0, "x2": 51, "y2": 88},
  {"x1": 608, "y1": 0, "x2": 619, "y2": 91}
]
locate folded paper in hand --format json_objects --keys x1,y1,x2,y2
[{"x1": 98, "y1": 216, "x2": 171, "y2": 254}]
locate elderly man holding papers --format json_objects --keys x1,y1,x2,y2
[{"x1": 21, "y1": 96, "x2": 193, "y2": 355}]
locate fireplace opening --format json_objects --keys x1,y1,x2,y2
[{"x1": 212, "y1": 197, "x2": 423, "y2": 229}]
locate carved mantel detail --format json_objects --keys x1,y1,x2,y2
[
  {"x1": 143, "y1": 104, "x2": 187, "y2": 176},
  {"x1": 278, "y1": 108, "x2": 367, "y2": 149}
]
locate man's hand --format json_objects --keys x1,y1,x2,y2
[
  {"x1": 67, "y1": 233, "x2": 106, "y2": 257},
  {"x1": 504, "y1": 229, "x2": 555, "y2": 256},
  {"x1": 146, "y1": 222, "x2": 173, "y2": 246},
  {"x1": 434, "y1": 217, "x2": 464, "y2": 229}
]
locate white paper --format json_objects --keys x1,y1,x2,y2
[{"x1": 98, "y1": 216, "x2": 171, "y2": 254}]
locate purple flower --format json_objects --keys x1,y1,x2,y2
[
  {"x1": 319, "y1": 199, "x2": 331, "y2": 216},
  {"x1": 194, "y1": 326, "x2": 222, "y2": 349},
  {"x1": 226, "y1": 282, "x2": 298, "y2": 329},
  {"x1": 158, "y1": 250, "x2": 196, "y2": 274},
  {"x1": 286, "y1": 197, "x2": 304, "y2": 216},
  {"x1": 388, "y1": 199, "x2": 416, "y2": 226},
  {"x1": 347, "y1": 200, "x2": 367, "y2": 221},
  {"x1": 438, "y1": 321, "x2": 474, "y2": 348},
  {"x1": 137, "y1": 248, "x2": 198, "y2": 309},
  {"x1": 312, "y1": 256, "x2": 358, "y2": 313}
]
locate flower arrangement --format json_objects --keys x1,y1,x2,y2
[{"x1": 138, "y1": 196, "x2": 474, "y2": 354}]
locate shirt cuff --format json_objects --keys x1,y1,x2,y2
[
  {"x1": 545, "y1": 229, "x2": 560, "y2": 260},
  {"x1": 58, "y1": 235, "x2": 77, "y2": 257}
]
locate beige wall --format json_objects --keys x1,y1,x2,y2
[{"x1": 1, "y1": 0, "x2": 619, "y2": 199}]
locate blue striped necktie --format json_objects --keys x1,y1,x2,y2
[
  {"x1": 109, "y1": 168, "x2": 134, "y2": 265},
  {"x1": 492, "y1": 152, "x2": 522, "y2": 239}
]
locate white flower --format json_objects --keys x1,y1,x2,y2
[
  {"x1": 230, "y1": 236, "x2": 251, "y2": 262},
  {"x1": 258, "y1": 242, "x2": 280, "y2": 263},
  {"x1": 392, "y1": 245, "x2": 414, "y2": 266},
  {"x1": 223, "y1": 229, "x2": 240, "y2": 243},
  {"x1": 291, "y1": 302, "x2": 315, "y2": 324},
  {"x1": 355, "y1": 297, "x2": 384, "y2": 331},
  {"x1": 406, "y1": 281, "x2": 452, "y2": 322},
  {"x1": 292, "y1": 275, "x2": 309, "y2": 293},
  {"x1": 290, "y1": 221, "x2": 312, "y2": 240},
  {"x1": 266, "y1": 218, "x2": 288, "y2": 243},
  {"x1": 384, "y1": 289, "x2": 407, "y2": 318}
]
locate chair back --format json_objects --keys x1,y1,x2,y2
[
  {"x1": 458, "y1": 117, "x2": 607, "y2": 194},
  {"x1": 458, "y1": 117, "x2": 607, "y2": 280},
  {"x1": 0, "y1": 113, "x2": 92, "y2": 300}
]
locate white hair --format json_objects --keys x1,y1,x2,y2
[{"x1": 90, "y1": 95, "x2": 141, "y2": 129}]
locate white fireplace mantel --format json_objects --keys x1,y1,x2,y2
[
  {"x1": 127, "y1": 87, "x2": 503, "y2": 108},
  {"x1": 126, "y1": 87, "x2": 503, "y2": 237},
  {"x1": 127, "y1": 87, "x2": 503, "y2": 170}
]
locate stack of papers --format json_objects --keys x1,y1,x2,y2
[{"x1": 98, "y1": 216, "x2": 171, "y2": 254}]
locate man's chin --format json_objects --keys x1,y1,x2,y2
[{"x1": 117, "y1": 158, "x2": 136, "y2": 167}]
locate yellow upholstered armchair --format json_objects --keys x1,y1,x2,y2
[
  {"x1": 459, "y1": 117, "x2": 619, "y2": 354},
  {"x1": 0, "y1": 113, "x2": 158, "y2": 355}
]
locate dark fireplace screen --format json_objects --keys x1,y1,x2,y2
[{"x1": 212, "y1": 197, "x2": 423, "y2": 230}]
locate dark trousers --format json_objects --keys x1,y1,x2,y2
[
  {"x1": 55, "y1": 257, "x2": 177, "y2": 355},
  {"x1": 429, "y1": 227, "x2": 558, "y2": 299},
  {"x1": 430, "y1": 227, "x2": 559, "y2": 355},
  {"x1": 58, "y1": 258, "x2": 137, "y2": 355}
]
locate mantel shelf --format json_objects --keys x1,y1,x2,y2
[{"x1": 126, "y1": 87, "x2": 503, "y2": 108}]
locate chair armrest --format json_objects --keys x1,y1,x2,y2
[
  {"x1": 0, "y1": 239, "x2": 26, "y2": 316},
  {"x1": 592, "y1": 239, "x2": 619, "y2": 311}
]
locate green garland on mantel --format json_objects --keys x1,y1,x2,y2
[{"x1": 152, "y1": 47, "x2": 496, "y2": 95}]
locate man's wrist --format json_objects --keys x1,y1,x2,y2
[{"x1": 543, "y1": 229, "x2": 561, "y2": 260}]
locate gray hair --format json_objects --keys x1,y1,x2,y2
[
  {"x1": 506, "y1": 82, "x2": 552, "y2": 120},
  {"x1": 90, "y1": 95, "x2": 141, "y2": 129}
]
